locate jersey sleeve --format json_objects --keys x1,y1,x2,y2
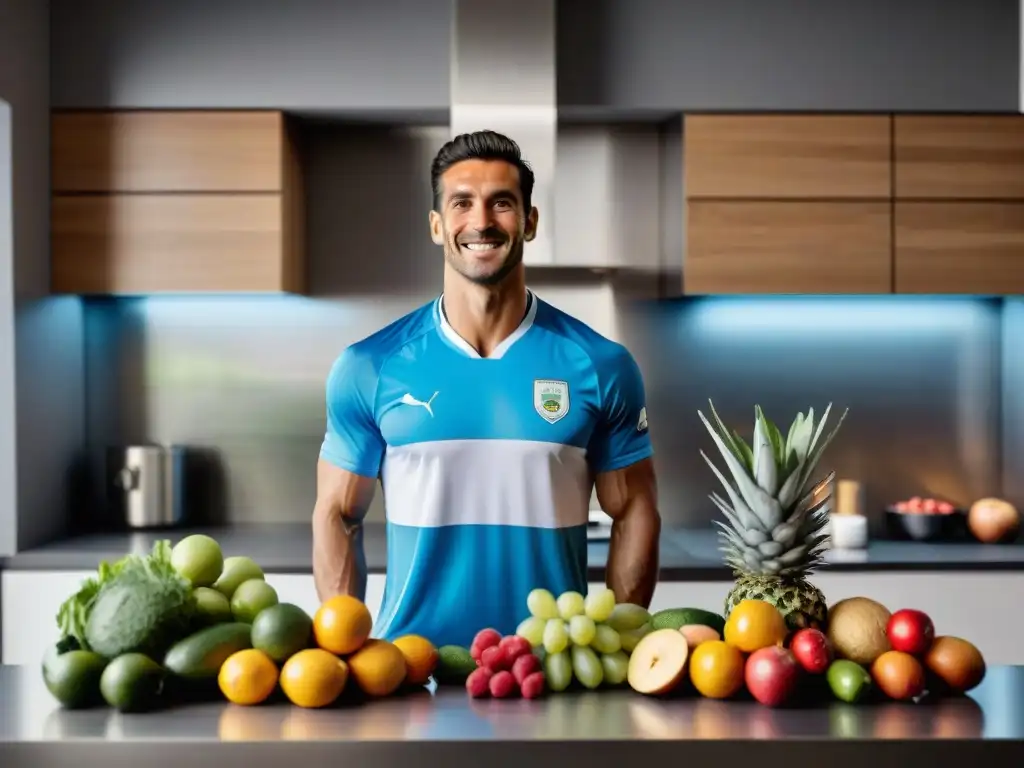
[
  {"x1": 587, "y1": 345, "x2": 653, "y2": 474},
  {"x1": 319, "y1": 346, "x2": 386, "y2": 478}
]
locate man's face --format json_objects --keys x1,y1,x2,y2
[{"x1": 429, "y1": 159, "x2": 538, "y2": 286}]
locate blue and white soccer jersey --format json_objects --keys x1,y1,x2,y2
[{"x1": 319, "y1": 289, "x2": 653, "y2": 648}]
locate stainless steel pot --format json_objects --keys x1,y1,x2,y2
[{"x1": 107, "y1": 445, "x2": 187, "y2": 529}]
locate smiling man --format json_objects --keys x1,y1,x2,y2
[{"x1": 312, "y1": 130, "x2": 662, "y2": 648}]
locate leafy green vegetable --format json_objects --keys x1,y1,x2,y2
[{"x1": 56, "y1": 540, "x2": 195, "y2": 657}]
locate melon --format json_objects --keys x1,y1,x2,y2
[{"x1": 826, "y1": 596, "x2": 892, "y2": 667}]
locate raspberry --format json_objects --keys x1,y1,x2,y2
[
  {"x1": 488, "y1": 670, "x2": 517, "y2": 699},
  {"x1": 480, "y1": 644, "x2": 508, "y2": 672},
  {"x1": 473, "y1": 628, "x2": 502, "y2": 651},
  {"x1": 466, "y1": 667, "x2": 493, "y2": 698},
  {"x1": 499, "y1": 635, "x2": 532, "y2": 662},
  {"x1": 520, "y1": 671, "x2": 546, "y2": 700},
  {"x1": 511, "y1": 652, "x2": 541, "y2": 685}
]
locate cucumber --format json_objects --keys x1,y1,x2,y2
[
  {"x1": 650, "y1": 607, "x2": 726, "y2": 634},
  {"x1": 163, "y1": 622, "x2": 252, "y2": 679}
]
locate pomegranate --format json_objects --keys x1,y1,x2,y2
[
  {"x1": 886, "y1": 609, "x2": 935, "y2": 656},
  {"x1": 744, "y1": 646, "x2": 802, "y2": 707},
  {"x1": 789, "y1": 628, "x2": 833, "y2": 674}
]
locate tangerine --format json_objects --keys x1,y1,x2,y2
[
  {"x1": 218, "y1": 649, "x2": 279, "y2": 706},
  {"x1": 347, "y1": 639, "x2": 408, "y2": 697},
  {"x1": 279, "y1": 648, "x2": 349, "y2": 708},
  {"x1": 723, "y1": 599, "x2": 787, "y2": 653},
  {"x1": 392, "y1": 635, "x2": 439, "y2": 686},
  {"x1": 688, "y1": 640, "x2": 745, "y2": 699},
  {"x1": 313, "y1": 595, "x2": 373, "y2": 655}
]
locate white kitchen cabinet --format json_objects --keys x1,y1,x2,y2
[
  {"x1": 639, "y1": 573, "x2": 1024, "y2": 666},
  {"x1": 0, "y1": 571, "x2": 386, "y2": 668},
  {"x1": 4, "y1": 570, "x2": 1022, "y2": 667},
  {"x1": 2, "y1": 571, "x2": 96, "y2": 667}
]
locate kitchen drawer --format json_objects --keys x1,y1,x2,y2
[
  {"x1": 51, "y1": 193, "x2": 303, "y2": 294},
  {"x1": 894, "y1": 201, "x2": 1024, "y2": 294},
  {"x1": 894, "y1": 115, "x2": 1024, "y2": 200},
  {"x1": 52, "y1": 111, "x2": 288, "y2": 193},
  {"x1": 684, "y1": 201, "x2": 892, "y2": 294},
  {"x1": 684, "y1": 115, "x2": 892, "y2": 200}
]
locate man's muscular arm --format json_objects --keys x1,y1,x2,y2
[
  {"x1": 595, "y1": 458, "x2": 661, "y2": 608},
  {"x1": 312, "y1": 461, "x2": 377, "y2": 603}
]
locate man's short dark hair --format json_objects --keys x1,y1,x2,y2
[{"x1": 430, "y1": 130, "x2": 535, "y2": 212}]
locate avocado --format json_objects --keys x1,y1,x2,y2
[
  {"x1": 100, "y1": 653, "x2": 165, "y2": 712},
  {"x1": 650, "y1": 607, "x2": 726, "y2": 634},
  {"x1": 163, "y1": 622, "x2": 252, "y2": 679},
  {"x1": 434, "y1": 645, "x2": 477, "y2": 684},
  {"x1": 42, "y1": 644, "x2": 108, "y2": 709}
]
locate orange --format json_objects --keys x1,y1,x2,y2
[
  {"x1": 392, "y1": 635, "x2": 439, "y2": 686},
  {"x1": 688, "y1": 640, "x2": 745, "y2": 699},
  {"x1": 218, "y1": 649, "x2": 279, "y2": 706},
  {"x1": 279, "y1": 648, "x2": 349, "y2": 708},
  {"x1": 347, "y1": 639, "x2": 408, "y2": 697},
  {"x1": 723, "y1": 599, "x2": 787, "y2": 653},
  {"x1": 313, "y1": 595, "x2": 373, "y2": 655}
]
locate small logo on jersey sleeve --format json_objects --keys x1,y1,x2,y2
[
  {"x1": 637, "y1": 406, "x2": 648, "y2": 432},
  {"x1": 534, "y1": 379, "x2": 570, "y2": 424}
]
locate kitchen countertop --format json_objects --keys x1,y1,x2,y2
[
  {"x1": 1, "y1": 524, "x2": 1022, "y2": 579},
  {"x1": 1, "y1": 664, "x2": 1022, "y2": 767}
]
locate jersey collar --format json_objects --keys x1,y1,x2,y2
[{"x1": 435, "y1": 288, "x2": 538, "y2": 360}]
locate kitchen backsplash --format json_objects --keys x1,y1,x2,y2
[{"x1": 74, "y1": 123, "x2": 1018, "y2": 533}]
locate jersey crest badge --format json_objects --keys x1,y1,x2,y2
[{"x1": 534, "y1": 379, "x2": 570, "y2": 424}]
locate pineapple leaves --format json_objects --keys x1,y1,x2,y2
[
  {"x1": 699, "y1": 409, "x2": 784, "y2": 530},
  {"x1": 699, "y1": 450, "x2": 764, "y2": 532},
  {"x1": 751, "y1": 408, "x2": 779, "y2": 497},
  {"x1": 709, "y1": 494, "x2": 767, "y2": 545},
  {"x1": 731, "y1": 431, "x2": 754, "y2": 472},
  {"x1": 700, "y1": 401, "x2": 849, "y2": 579}
]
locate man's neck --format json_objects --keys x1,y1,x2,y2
[{"x1": 441, "y1": 268, "x2": 529, "y2": 358}]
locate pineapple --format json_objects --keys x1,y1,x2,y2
[{"x1": 697, "y1": 400, "x2": 848, "y2": 632}]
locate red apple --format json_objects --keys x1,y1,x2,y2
[
  {"x1": 744, "y1": 646, "x2": 802, "y2": 707},
  {"x1": 886, "y1": 608, "x2": 935, "y2": 656},
  {"x1": 789, "y1": 628, "x2": 833, "y2": 674}
]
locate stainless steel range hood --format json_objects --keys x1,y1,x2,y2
[{"x1": 450, "y1": 0, "x2": 557, "y2": 265}]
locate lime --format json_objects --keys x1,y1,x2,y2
[
  {"x1": 100, "y1": 653, "x2": 165, "y2": 713},
  {"x1": 231, "y1": 579, "x2": 279, "y2": 623},
  {"x1": 212, "y1": 556, "x2": 265, "y2": 599},
  {"x1": 194, "y1": 587, "x2": 233, "y2": 624},
  {"x1": 171, "y1": 534, "x2": 224, "y2": 587},
  {"x1": 251, "y1": 603, "x2": 313, "y2": 662},
  {"x1": 42, "y1": 647, "x2": 108, "y2": 708},
  {"x1": 826, "y1": 659, "x2": 872, "y2": 703}
]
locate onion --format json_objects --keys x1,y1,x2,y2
[{"x1": 967, "y1": 497, "x2": 1020, "y2": 544}]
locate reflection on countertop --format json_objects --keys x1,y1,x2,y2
[
  {"x1": 2, "y1": 664, "x2": 1021, "y2": 743},
  {"x1": 1, "y1": 524, "x2": 1023, "y2": 578}
]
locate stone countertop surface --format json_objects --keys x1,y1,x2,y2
[
  {"x1": 0, "y1": 665, "x2": 1022, "y2": 767},
  {"x1": 1, "y1": 524, "x2": 1023, "y2": 579}
]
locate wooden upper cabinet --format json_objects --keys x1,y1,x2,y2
[
  {"x1": 684, "y1": 115, "x2": 892, "y2": 199},
  {"x1": 684, "y1": 201, "x2": 892, "y2": 294},
  {"x1": 52, "y1": 111, "x2": 286, "y2": 192},
  {"x1": 894, "y1": 116, "x2": 1024, "y2": 199},
  {"x1": 51, "y1": 195, "x2": 303, "y2": 294},
  {"x1": 51, "y1": 110, "x2": 305, "y2": 295},
  {"x1": 895, "y1": 202, "x2": 1024, "y2": 294}
]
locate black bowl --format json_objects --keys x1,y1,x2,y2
[{"x1": 885, "y1": 506, "x2": 968, "y2": 542}]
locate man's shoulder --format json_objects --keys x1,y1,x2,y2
[
  {"x1": 533, "y1": 295, "x2": 637, "y2": 372},
  {"x1": 329, "y1": 299, "x2": 437, "y2": 381}
]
